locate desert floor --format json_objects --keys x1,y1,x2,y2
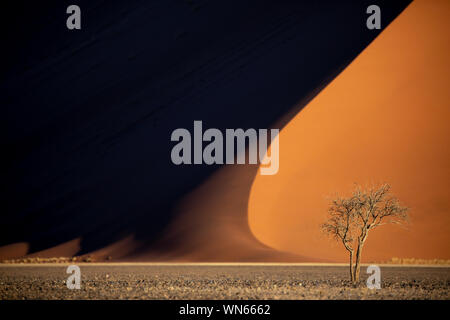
[{"x1": 1, "y1": 263, "x2": 449, "y2": 300}]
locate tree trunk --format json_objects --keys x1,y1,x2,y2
[
  {"x1": 349, "y1": 251, "x2": 354, "y2": 283},
  {"x1": 354, "y1": 232, "x2": 369, "y2": 284},
  {"x1": 353, "y1": 241, "x2": 362, "y2": 283}
]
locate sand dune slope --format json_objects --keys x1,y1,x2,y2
[{"x1": 249, "y1": 0, "x2": 450, "y2": 262}]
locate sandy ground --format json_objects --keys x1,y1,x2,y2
[{"x1": 0, "y1": 264, "x2": 449, "y2": 300}]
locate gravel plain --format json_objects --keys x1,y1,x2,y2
[{"x1": 1, "y1": 264, "x2": 449, "y2": 300}]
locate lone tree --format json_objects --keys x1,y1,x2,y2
[{"x1": 321, "y1": 184, "x2": 409, "y2": 284}]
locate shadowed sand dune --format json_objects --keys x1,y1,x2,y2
[
  {"x1": 1, "y1": 1, "x2": 412, "y2": 261},
  {"x1": 249, "y1": 0, "x2": 450, "y2": 262},
  {"x1": 128, "y1": 164, "x2": 314, "y2": 262}
]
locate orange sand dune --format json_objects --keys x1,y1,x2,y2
[
  {"x1": 0, "y1": 243, "x2": 29, "y2": 261},
  {"x1": 249, "y1": 0, "x2": 450, "y2": 262},
  {"x1": 0, "y1": 240, "x2": 82, "y2": 261},
  {"x1": 84, "y1": 235, "x2": 139, "y2": 260},
  {"x1": 26, "y1": 238, "x2": 81, "y2": 259}
]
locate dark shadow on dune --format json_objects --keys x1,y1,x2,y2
[{"x1": 1, "y1": 0, "x2": 411, "y2": 260}]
